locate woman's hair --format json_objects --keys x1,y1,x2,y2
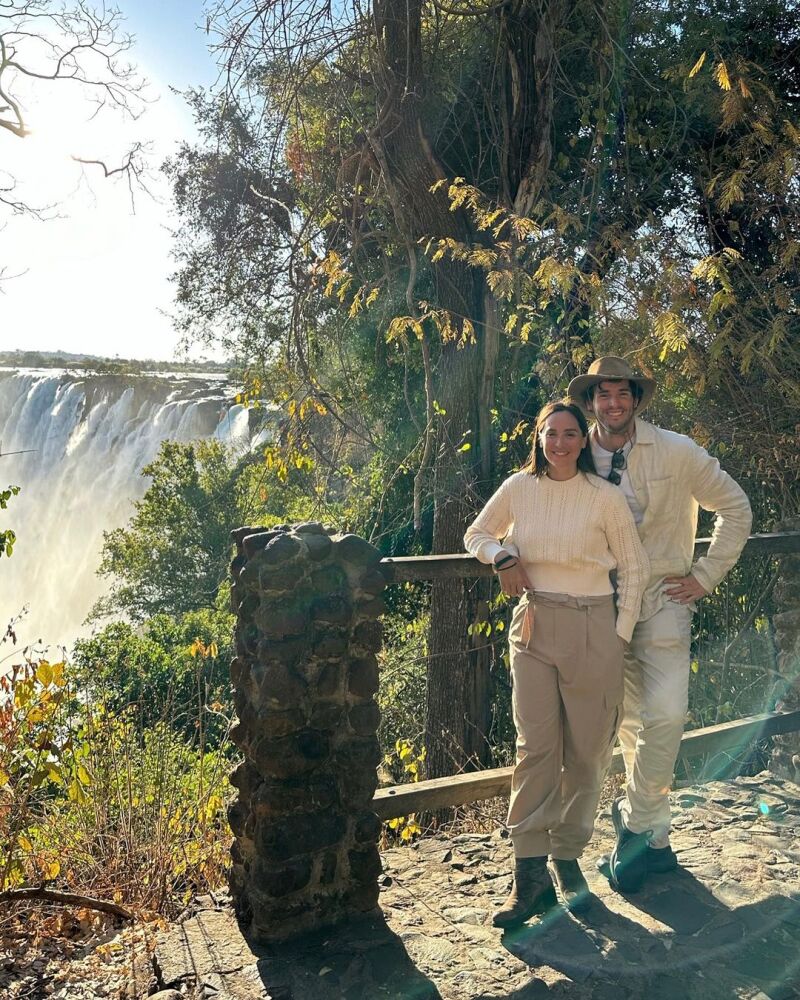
[{"x1": 522, "y1": 400, "x2": 597, "y2": 478}]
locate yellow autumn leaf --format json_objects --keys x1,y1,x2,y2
[
  {"x1": 714, "y1": 61, "x2": 731, "y2": 91},
  {"x1": 77, "y1": 764, "x2": 91, "y2": 787},
  {"x1": 45, "y1": 859, "x2": 60, "y2": 881},
  {"x1": 688, "y1": 51, "x2": 706, "y2": 78},
  {"x1": 18, "y1": 835, "x2": 34, "y2": 853},
  {"x1": 68, "y1": 779, "x2": 87, "y2": 804},
  {"x1": 0, "y1": 767, "x2": 10, "y2": 786},
  {"x1": 36, "y1": 661, "x2": 53, "y2": 687}
]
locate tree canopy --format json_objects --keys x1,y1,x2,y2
[
  {"x1": 92, "y1": 441, "x2": 256, "y2": 622},
  {"x1": 166, "y1": 0, "x2": 799, "y2": 775}
]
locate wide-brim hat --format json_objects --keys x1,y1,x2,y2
[{"x1": 567, "y1": 355, "x2": 656, "y2": 415}]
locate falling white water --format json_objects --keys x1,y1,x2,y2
[{"x1": 0, "y1": 368, "x2": 265, "y2": 651}]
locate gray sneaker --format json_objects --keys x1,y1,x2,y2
[
  {"x1": 647, "y1": 844, "x2": 679, "y2": 873},
  {"x1": 609, "y1": 798, "x2": 651, "y2": 893}
]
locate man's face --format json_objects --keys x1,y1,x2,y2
[{"x1": 588, "y1": 380, "x2": 638, "y2": 435}]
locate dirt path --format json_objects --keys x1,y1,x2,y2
[{"x1": 4, "y1": 772, "x2": 800, "y2": 999}]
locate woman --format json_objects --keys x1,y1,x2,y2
[{"x1": 464, "y1": 400, "x2": 648, "y2": 925}]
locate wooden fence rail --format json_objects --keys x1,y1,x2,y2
[
  {"x1": 373, "y1": 709, "x2": 800, "y2": 820},
  {"x1": 380, "y1": 531, "x2": 800, "y2": 583}
]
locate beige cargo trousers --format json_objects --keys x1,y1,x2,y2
[
  {"x1": 617, "y1": 599, "x2": 694, "y2": 848},
  {"x1": 507, "y1": 592, "x2": 625, "y2": 860}
]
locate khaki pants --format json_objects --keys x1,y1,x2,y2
[
  {"x1": 618, "y1": 600, "x2": 693, "y2": 848},
  {"x1": 508, "y1": 593, "x2": 624, "y2": 860}
]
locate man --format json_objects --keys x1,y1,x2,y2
[{"x1": 568, "y1": 356, "x2": 752, "y2": 892}]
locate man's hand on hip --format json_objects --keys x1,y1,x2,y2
[{"x1": 664, "y1": 574, "x2": 708, "y2": 604}]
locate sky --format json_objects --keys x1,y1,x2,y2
[{"x1": 0, "y1": 1, "x2": 224, "y2": 362}]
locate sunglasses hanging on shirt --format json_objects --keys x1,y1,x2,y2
[{"x1": 607, "y1": 448, "x2": 627, "y2": 485}]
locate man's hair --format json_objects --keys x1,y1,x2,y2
[{"x1": 587, "y1": 379, "x2": 643, "y2": 405}]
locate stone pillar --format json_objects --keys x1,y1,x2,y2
[
  {"x1": 226, "y1": 522, "x2": 386, "y2": 941},
  {"x1": 770, "y1": 518, "x2": 800, "y2": 781}
]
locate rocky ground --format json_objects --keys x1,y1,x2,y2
[{"x1": 3, "y1": 773, "x2": 799, "y2": 1000}]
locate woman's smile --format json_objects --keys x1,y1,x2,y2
[{"x1": 539, "y1": 410, "x2": 588, "y2": 479}]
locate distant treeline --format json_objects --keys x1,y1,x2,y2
[{"x1": 0, "y1": 350, "x2": 229, "y2": 375}]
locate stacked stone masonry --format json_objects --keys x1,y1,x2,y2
[{"x1": 227, "y1": 522, "x2": 387, "y2": 942}]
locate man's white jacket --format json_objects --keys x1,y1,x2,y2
[{"x1": 626, "y1": 418, "x2": 752, "y2": 621}]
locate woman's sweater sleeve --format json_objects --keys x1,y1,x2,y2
[
  {"x1": 603, "y1": 488, "x2": 650, "y2": 642},
  {"x1": 464, "y1": 477, "x2": 514, "y2": 565}
]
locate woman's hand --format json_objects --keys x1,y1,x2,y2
[{"x1": 495, "y1": 560, "x2": 533, "y2": 598}]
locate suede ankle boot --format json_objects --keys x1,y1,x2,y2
[
  {"x1": 492, "y1": 856, "x2": 556, "y2": 929},
  {"x1": 547, "y1": 857, "x2": 591, "y2": 913}
]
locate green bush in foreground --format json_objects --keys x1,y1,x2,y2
[{"x1": 0, "y1": 654, "x2": 235, "y2": 914}]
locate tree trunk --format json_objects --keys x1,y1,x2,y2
[
  {"x1": 370, "y1": 0, "x2": 500, "y2": 779},
  {"x1": 426, "y1": 335, "x2": 493, "y2": 778},
  {"x1": 368, "y1": 0, "x2": 581, "y2": 779}
]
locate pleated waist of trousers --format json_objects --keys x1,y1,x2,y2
[{"x1": 515, "y1": 590, "x2": 613, "y2": 647}]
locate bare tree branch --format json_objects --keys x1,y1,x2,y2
[
  {"x1": 0, "y1": 886, "x2": 134, "y2": 920},
  {"x1": 0, "y1": 1, "x2": 149, "y2": 221}
]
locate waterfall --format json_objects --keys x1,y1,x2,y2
[{"x1": 0, "y1": 368, "x2": 261, "y2": 650}]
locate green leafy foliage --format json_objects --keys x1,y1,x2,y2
[
  {"x1": 0, "y1": 659, "x2": 73, "y2": 889},
  {"x1": 157, "y1": 0, "x2": 798, "y2": 780},
  {"x1": 72, "y1": 607, "x2": 235, "y2": 744},
  {"x1": 0, "y1": 653, "x2": 233, "y2": 910},
  {"x1": 0, "y1": 484, "x2": 20, "y2": 557},
  {"x1": 92, "y1": 441, "x2": 260, "y2": 622},
  {"x1": 377, "y1": 611, "x2": 428, "y2": 758}
]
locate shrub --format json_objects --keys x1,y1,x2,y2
[{"x1": 0, "y1": 654, "x2": 236, "y2": 915}]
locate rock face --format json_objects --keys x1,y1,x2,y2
[{"x1": 228, "y1": 522, "x2": 387, "y2": 941}]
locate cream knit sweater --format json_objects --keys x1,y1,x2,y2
[{"x1": 464, "y1": 471, "x2": 649, "y2": 642}]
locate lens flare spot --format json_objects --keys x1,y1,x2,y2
[{"x1": 758, "y1": 802, "x2": 770, "y2": 815}]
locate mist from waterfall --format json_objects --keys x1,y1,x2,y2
[{"x1": 0, "y1": 368, "x2": 261, "y2": 651}]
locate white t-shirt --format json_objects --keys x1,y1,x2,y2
[{"x1": 590, "y1": 435, "x2": 643, "y2": 526}]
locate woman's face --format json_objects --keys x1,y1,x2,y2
[{"x1": 539, "y1": 410, "x2": 587, "y2": 475}]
